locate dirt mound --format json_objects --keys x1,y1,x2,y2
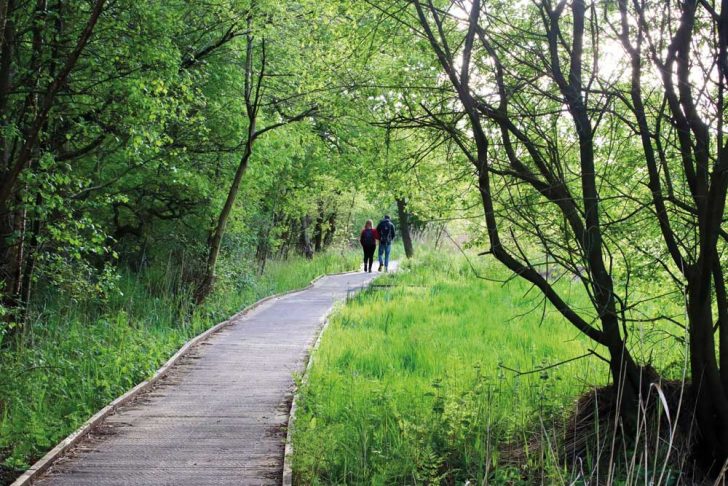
[{"x1": 501, "y1": 379, "x2": 713, "y2": 484}]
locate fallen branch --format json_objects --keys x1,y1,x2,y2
[{"x1": 498, "y1": 351, "x2": 599, "y2": 377}]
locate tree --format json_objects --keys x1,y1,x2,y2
[
  {"x1": 194, "y1": 7, "x2": 317, "y2": 303},
  {"x1": 613, "y1": 0, "x2": 728, "y2": 470},
  {"x1": 364, "y1": 0, "x2": 728, "y2": 474},
  {"x1": 396, "y1": 197, "x2": 414, "y2": 258},
  {"x1": 0, "y1": 0, "x2": 106, "y2": 333}
]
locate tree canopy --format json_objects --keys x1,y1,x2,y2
[{"x1": 3, "y1": 0, "x2": 728, "y2": 479}]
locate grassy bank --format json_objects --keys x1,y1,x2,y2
[
  {"x1": 291, "y1": 251, "x2": 683, "y2": 484},
  {"x1": 0, "y1": 250, "x2": 358, "y2": 479}
]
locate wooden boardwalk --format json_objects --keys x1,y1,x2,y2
[{"x1": 35, "y1": 271, "x2": 377, "y2": 485}]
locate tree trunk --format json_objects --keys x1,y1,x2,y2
[
  {"x1": 688, "y1": 249, "x2": 728, "y2": 473},
  {"x1": 396, "y1": 197, "x2": 414, "y2": 258},
  {"x1": 0, "y1": 3, "x2": 15, "y2": 313},
  {"x1": 255, "y1": 227, "x2": 269, "y2": 275},
  {"x1": 277, "y1": 217, "x2": 294, "y2": 259},
  {"x1": 195, "y1": 144, "x2": 253, "y2": 304},
  {"x1": 0, "y1": 0, "x2": 12, "y2": 176},
  {"x1": 323, "y1": 211, "x2": 336, "y2": 248},
  {"x1": 313, "y1": 200, "x2": 324, "y2": 252},
  {"x1": 20, "y1": 210, "x2": 41, "y2": 312},
  {"x1": 256, "y1": 209, "x2": 282, "y2": 275},
  {"x1": 0, "y1": 0, "x2": 9, "y2": 56},
  {"x1": 193, "y1": 26, "x2": 314, "y2": 303},
  {"x1": 1, "y1": 0, "x2": 40, "y2": 338},
  {"x1": 0, "y1": 0, "x2": 106, "y2": 208},
  {"x1": 298, "y1": 215, "x2": 314, "y2": 259}
]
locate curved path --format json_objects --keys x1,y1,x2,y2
[{"x1": 35, "y1": 270, "x2": 379, "y2": 485}]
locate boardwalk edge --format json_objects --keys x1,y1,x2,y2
[
  {"x1": 11, "y1": 268, "x2": 357, "y2": 486},
  {"x1": 282, "y1": 268, "x2": 389, "y2": 486},
  {"x1": 282, "y1": 313, "x2": 334, "y2": 486}
]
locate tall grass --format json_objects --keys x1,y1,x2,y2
[
  {"x1": 291, "y1": 250, "x2": 684, "y2": 484},
  {"x1": 0, "y1": 250, "x2": 359, "y2": 478}
]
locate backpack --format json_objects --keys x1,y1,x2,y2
[
  {"x1": 362, "y1": 228, "x2": 376, "y2": 246},
  {"x1": 378, "y1": 220, "x2": 394, "y2": 244}
]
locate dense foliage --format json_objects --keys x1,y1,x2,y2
[
  {"x1": 355, "y1": 0, "x2": 728, "y2": 476},
  {"x1": 0, "y1": 0, "x2": 409, "y2": 477},
  {"x1": 0, "y1": 0, "x2": 406, "y2": 337},
  {"x1": 2, "y1": 0, "x2": 728, "y2": 482}
]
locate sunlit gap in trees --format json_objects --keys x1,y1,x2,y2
[{"x1": 443, "y1": 0, "x2": 718, "y2": 129}]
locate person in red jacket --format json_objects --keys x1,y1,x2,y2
[{"x1": 359, "y1": 219, "x2": 379, "y2": 272}]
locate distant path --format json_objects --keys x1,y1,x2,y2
[{"x1": 35, "y1": 270, "x2": 381, "y2": 485}]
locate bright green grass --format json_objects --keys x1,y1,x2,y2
[
  {"x1": 291, "y1": 251, "x2": 684, "y2": 484},
  {"x1": 0, "y1": 250, "x2": 359, "y2": 475}
]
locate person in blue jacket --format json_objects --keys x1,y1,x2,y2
[{"x1": 375, "y1": 215, "x2": 395, "y2": 272}]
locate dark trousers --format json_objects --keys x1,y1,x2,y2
[{"x1": 363, "y1": 245, "x2": 376, "y2": 271}]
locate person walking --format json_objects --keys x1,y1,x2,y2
[
  {"x1": 376, "y1": 214, "x2": 395, "y2": 272},
  {"x1": 359, "y1": 219, "x2": 379, "y2": 273}
]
